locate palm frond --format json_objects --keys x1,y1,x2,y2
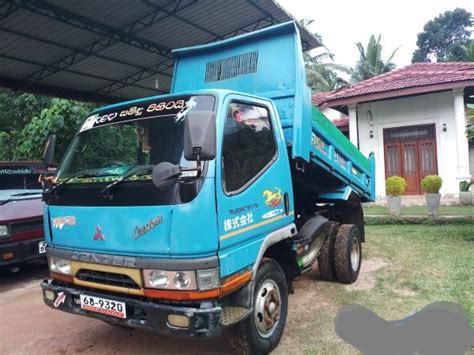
[{"x1": 352, "y1": 34, "x2": 399, "y2": 82}]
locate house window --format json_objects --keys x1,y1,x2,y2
[
  {"x1": 222, "y1": 102, "x2": 276, "y2": 193},
  {"x1": 383, "y1": 125, "x2": 435, "y2": 143}
]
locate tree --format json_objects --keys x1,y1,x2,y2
[
  {"x1": 300, "y1": 19, "x2": 350, "y2": 92},
  {"x1": 15, "y1": 98, "x2": 93, "y2": 161},
  {"x1": 467, "y1": 105, "x2": 474, "y2": 141},
  {"x1": 351, "y1": 34, "x2": 399, "y2": 82},
  {"x1": 306, "y1": 63, "x2": 349, "y2": 92},
  {"x1": 0, "y1": 91, "x2": 51, "y2": 132},
  {"x1": 0, "y1": 91, "x2": 52, "y2": 160},
  {"x1": 448, "y1": 39, "x2": 474, "y2": 62},
  {"x1": 412, "y1": 8, "x2": 472, "y2": 63},
  {"x1": 0, "y1": 93, "x2": 94, "y2": 161}
]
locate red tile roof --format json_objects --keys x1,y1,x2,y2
[{"x1": 313, "y1": 62, "x2": 474, "y2": 107}]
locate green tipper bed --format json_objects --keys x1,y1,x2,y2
[{"x1": 311, "y1": 107, "x2": 370, "y2": 173}]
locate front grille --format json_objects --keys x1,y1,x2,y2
[
  {"x1": 25, "y1": 240, "x2": 40, "y2": 256},
  {"x1": 10, "y1": 219, "x2": 43, "y2": 234},
  {"x1": 76, "y1": 269, "x2": 140, "y2": 289}
]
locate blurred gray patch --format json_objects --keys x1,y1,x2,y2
[{"x1": 335, "y1": 302, "x2": 473, "y2": 355}]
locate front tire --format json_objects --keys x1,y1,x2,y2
[
  {"x1": 230, "y1": 259, "x2": 288, "y2": 354},
  {"x1": 334, "y1": 224, "x2": 362, "y2": 284}
]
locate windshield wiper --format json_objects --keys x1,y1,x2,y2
[
  {"x1": 0, "y1": 192, "x2": 42, "y2": 205},
  {"x1": 10, "y1": 192, "x2": 42, "y2": 197},
  {"x1": 101, "y1": 166, "x2": 153, "y2": 199},
  {"x1": 46, "y1": 171, "x2": 103, "y2": 195}
]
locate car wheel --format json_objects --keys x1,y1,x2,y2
[{"x1": 230, "y1": 259, "x2": 288, "y2": 354}]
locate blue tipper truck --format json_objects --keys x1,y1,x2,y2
[{"x1": 41, "y1": 22, "x2": 375, "y2": 353}]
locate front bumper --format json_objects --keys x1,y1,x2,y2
[
  {"x1": 41, "y1": 280, "x2": 223, "y2": 338},
  {"x1": 0, "y1": 237, "x2": 45, "y2": 266}
]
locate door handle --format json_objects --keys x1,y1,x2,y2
[{"x1": 284, "y1": 192, "x2": 289, "y2": 215}]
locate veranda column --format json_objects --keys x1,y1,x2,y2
[{"x1": 453, "y1": 88, "x2": 470, "y2": 178}]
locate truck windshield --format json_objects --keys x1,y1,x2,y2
[{"x1": 58, "y1": 95, "x2": 215, "y2": 185}]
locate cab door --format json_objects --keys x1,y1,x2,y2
[{"x1": 216, "y1": 95, "x2": 294, "y2": 278}]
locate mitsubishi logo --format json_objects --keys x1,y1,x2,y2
[{"x1": 93, "y1": 226, "x2": 105, "y2": 241}]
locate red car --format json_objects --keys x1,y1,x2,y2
[{"x1": 0, "y1": 161, "x2": 48, "y2": 271}]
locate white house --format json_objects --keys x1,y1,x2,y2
[{"x1": 313, "y1": 63, "x2": 474, "y2": 198}]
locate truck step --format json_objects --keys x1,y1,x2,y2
[{"x1": 221, "y1": 306, "x2": 251, "y2": 326}]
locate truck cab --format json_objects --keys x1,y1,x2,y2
[{"x1": 41, "y1": 22, "x2": 374, "y2": 353}]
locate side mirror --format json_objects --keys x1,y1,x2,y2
[
  {"x1": 43, "y1": 135, "x2": 57, "y2": 167},
  {"x1": 152, "y1": 162, "x2": 181, "y2": 189},
  {"x1": 184, "y1": 111, "x2": 216, "y2": 161}
]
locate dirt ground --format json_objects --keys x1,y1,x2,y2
[
  {"x1": 2, "y1": 223, "x2": 472, "y2": 355},
  {"x1": 0, "y1": 260, "x2": 355, "y2": 355}
]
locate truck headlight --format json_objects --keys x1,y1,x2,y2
[
  {"x1": 143, "y1": 269, "x2": 197, "y2": 290},
  {"x1": 148, "y1": 270, "x2": 169, "y2": 288},
  {"x1": 0, "y1": 225, "x2": 9, "y2": 238},
  {"x1": 174, "y1": 271, "x2": 191, "y2": 289},
  {"x1": 196, "y1": 268, "x2": 220, "y2": 290},
  {"x1": 48, "y1": 257, "x2": 72, "y2": 275},
  {"x1": 143, "y1": 268, "x2": 219, "y2": 291}
]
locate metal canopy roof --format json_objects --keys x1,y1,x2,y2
[{"x1": 0, "y1": 0, "x2": 319, "y2": 103}]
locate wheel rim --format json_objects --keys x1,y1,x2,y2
[
  {"x1": 351, "y1": 238, "x2": 360, "y2": 271},
  {"x1": 254, "y1": 279, "x2": 281, "y2": 338}
]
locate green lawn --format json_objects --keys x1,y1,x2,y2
[
  {"x1": 276, "y1": 224, "x2": 474, "y2": 354},
  {"x1": 364, "y1": 204, "x2": 473, "y2": 216}
]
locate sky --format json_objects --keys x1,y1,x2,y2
[{"x1": 277, "y1": 0, "x2": 474, "y2": 69}]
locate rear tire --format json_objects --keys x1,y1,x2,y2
[
  {"x1": 334, "y1": 224, "x2": 362, "y2": 284},
  {"x1": 230, "y1": 259, "x2": 288, "y2": 354},
  {"x1": 317, "y1": 228, "x2": 337, "y2": 281}
]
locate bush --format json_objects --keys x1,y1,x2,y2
[
  {"x1": 459, "y1": 180, "x2": 472, "y2": 192},
  {"x1": 421, "y1": 175, "x2": 443, "y2": 193},
  {"x1": 385, "y1": 176, "x2": 407, "y2": 195}
]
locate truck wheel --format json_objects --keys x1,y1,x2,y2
[
  {"x1": 334, "y1": 225, "x2": 362, "y2": 284},
  {"x1": 317, "y1": 230, "x2": 337, "y2": 281},
  {"x1": 230, "y1": 259, "x2": 288, "y2": 354}
]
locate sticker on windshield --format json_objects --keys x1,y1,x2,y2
[
  {"x1": 174, "y1": 97, "x2": 198, "y2": 123},
  {"x1": 80, "y1": 114, "x2": 99, "y2": 132},
  {"x1": 79, "y1": 96, "x2": 204, "y2": 132}
]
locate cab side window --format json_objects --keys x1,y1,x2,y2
[{"x1": 222, "y1": 102, "x2": 277, "y2": 193}]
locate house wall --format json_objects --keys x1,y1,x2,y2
[
  {"x1": 356, "y1": 91, "x2": 464, "y2": 197},
  {"x1": 321, "y1": 107, "x2": 343, "y2": 120}
]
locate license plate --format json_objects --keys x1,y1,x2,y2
[
  {"x1": 38, "y1": 241, "x2": 47, "y2": 254},
  {"x1": 80, "y1": 294, "x2": 127, "y2": 319}
]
